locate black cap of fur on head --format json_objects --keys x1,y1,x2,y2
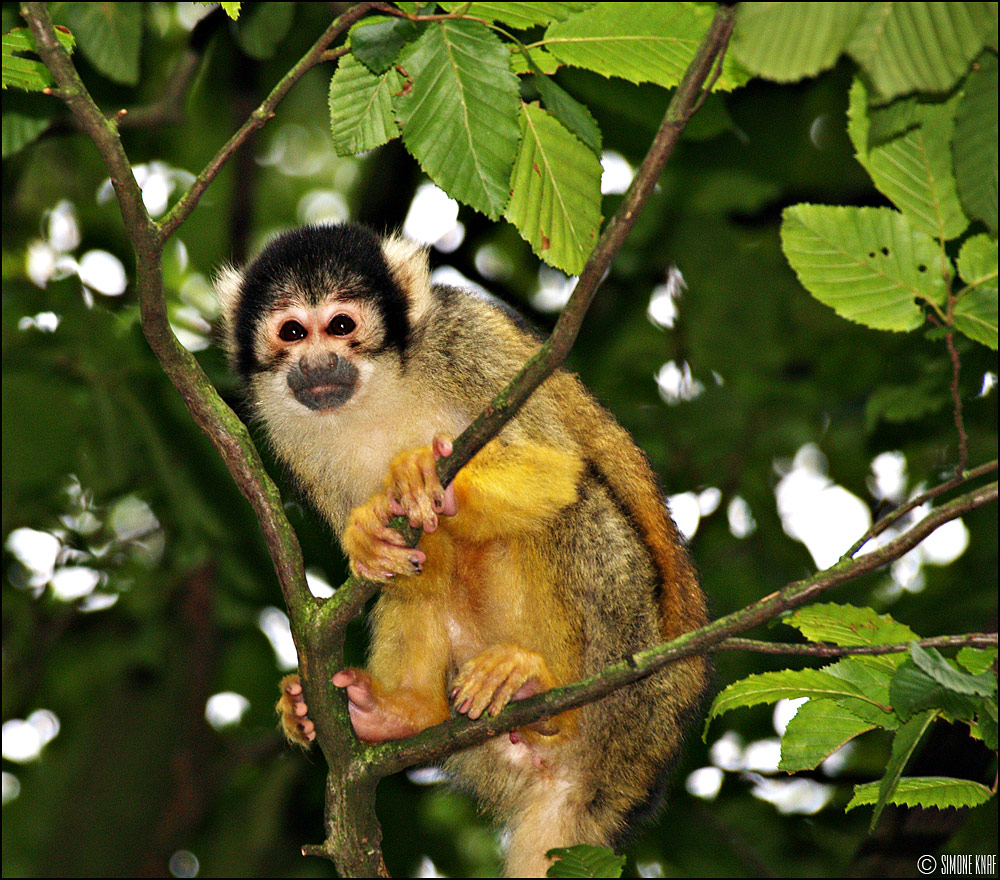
[{"x1": 233, "y1": 224, "x2": 411, "y2": 380}]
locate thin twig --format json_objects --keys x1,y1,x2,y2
[
  {"x1": 717, "y1": 633, "x2": 997, "y2": 658},
  {"x1": 158, "y1": 2, "x2": 377, "y2": 242},
  {"x1": 845, "y1": 459, "x2": 996, "y2": 559}
]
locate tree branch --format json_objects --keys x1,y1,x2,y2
[
  {"x1": 18, "y1": 0, "x2": 335, "y2": 627},
  {"x1": 717, "y1": 633, "x2": 997, "y2": 658},
  {"x1": 362, "y1": 479, "x2": 997, "y2": 776},
  {"x1": 157, "y1": 9, "x2": 370, "y2": 241},
  {"x1": 845, "y1": 459, "x2": 996, "y2": 559}
]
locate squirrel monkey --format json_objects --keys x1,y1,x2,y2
[{"x1": 217, "y1": 223, "x2": 709, "y2": 877}]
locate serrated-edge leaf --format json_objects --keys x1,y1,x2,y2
[
  {"x1": 3, "y1": 26, "x2": 74, "y2": 92},
  {"x1": 957, "y1": 646, "x2": 999, "y2": 675},
  {"x1": 396, "y1": 20, "x2": 521, "y2": 219},
  {"x1": 709, "y1": 667, "x2": 876, "y2": 723},
  {"x1": 504, "y1": 102, "x2": 601, "y2": 275},
  {"x1": 779, "y1": 698, "x2": 876, "y2": 772},
  {"x1": 954, "y1": 50, "x2": 998, "y2": 234},
  {"x1": 53, "y1": 2, "x2": 141, "y2": 86},
  {"x1": 2, "y1": 109, "x2": 53, "y2": 156},
  {"x1": 732, "y1": 2, "x2": 867, "y2": 82},
  {"x1": 329, "y1": 54, "x2": 401, "y2": 155},
  {"x1": 544, "y1": 2, "x2": 745, "y2": 91},
  {"x1": 1, "y1": 53, "x2": 52, "y2": 91},
  {"x1": 235, "y1": 2, "x2": 295, "y2": 61},
  {"x1": 511, "y1": 46, "x2": 560, "y2": 76},
  {"x1": 825, "y1": 657, "x2": 896, "y2": 703},
  {"x1": 848, "y1": 78, "x2": 968, "y2": 241},
  {"x1": 957, "y1": 232, "x2": 999, "y2": 288},
  {"x1": 439, "y1": 2, "x2": 595, "y2": 28},
  {"x1": 954, "y1": 233, "x2": 999, "y2": 347},
  {"x1": 787, "y1": 602, "x2": 919, "y2": 648},
  {"x1": 911, "y1": 644, "x2": 998, "y2": 696},
  {"x1": 870, "y1": 709, "x2": 937, "y2": 829},
  {"x1": 890, "y1": 661, "x2": 985, "y2": 721},
  {"x1": 532, "y1": 71, "x2": 601, "y2": 154},
  {"x1": 546, "y1": 844, "x2": 626, "y2": 879},
  {"x1": 848, "y1": 776, "x2": 995, "y2": 811},
  {"x1": 781, "y1": 204, "x2": 950, "y2": 331},
  {"x1": 349, "y1": 15, "x2": 421, "y2": 75},
  {"x1": 847, "y1": 2, "x2": 991, "y2": 100}
]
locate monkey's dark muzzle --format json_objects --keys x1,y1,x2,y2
[{"x1": 287, "y1": 354, "x2": 358, "y2": 411}]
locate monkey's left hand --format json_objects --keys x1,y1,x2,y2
[{"x1": 342, "y1": 435, "x2": 458, "y2": 580}]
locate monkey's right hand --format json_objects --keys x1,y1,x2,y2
[{"x1": 342, "y1": 435, "x2": 458, "y2": 581}]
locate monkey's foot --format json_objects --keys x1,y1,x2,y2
[
  {"x1": 451, "y1": 644, "x2": 559, "y2": 736},
  {"x1": 333, "y1": 667, "x2": 447, "y2": 741},
  {"x1": 276, "y1": 674, "x2": 315, "y2": 746}
]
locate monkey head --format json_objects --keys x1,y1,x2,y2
[{"x1": 216, "y1": 224, "x2": 434, "y2": 421}]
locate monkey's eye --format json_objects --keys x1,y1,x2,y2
[
  {"x1": 278, "y1": 320, "x2": 307, "y2": 342},
  {"x1": 327, "y1": 314, "x2": 356, "y2": 336}
]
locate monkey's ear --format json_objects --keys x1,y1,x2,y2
[
  {"x1": 214, "y1": 265, "x2": 243, "y2": 326},
  {"x1": 381, "y1": 234, "x2": 434, "y2": 325},
  {"x1": 213, "y1": 264, "x2": 244, "y2": 354}
]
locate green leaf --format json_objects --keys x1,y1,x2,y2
[
  {"x1": 781, "y1": 204, "x2": 950, "y2": 332},
  {"x1": 848, "y1": 776, "x2": 995, "y2": 812},
  {"x1": 954, "y1": 50, "x2": 998, "y2": 234},
  {"x1": 865, "y1": 380, "x2": 949, "y2": 429},
  {"x1": 848, "y1": 78, "x2": 968, "y2": 241},
  {"x1": 234, "y1": 2, "x2": 295, "y2": 60},
  {"x1": 709, "y1": 667, "x2": 874, "y2": 723},
  {"x1": 957, "y1": 646, "x2": 999, "y2": 675},
  {"x1": 329, "y1": 55, "x2": 402, "y2": 155},
  {"x1": 910, "y1": 644, "x2": 997, "y2": 696},
  {"x1": 349, "y1": 15, "x2": 420, "y2": 75},
  {"x1": 786, "y1": 603, "x2": 919, "y2": 649},
  {"x1": 778, "y1": 698, "x2": 876, "y2": 772},
  {"x1": 504, "y1": 102, "x2": 602, "y2": 275},
  {"x1": 976, "y1": 700, "x2": 999, "y2": 750},
  {"x1": 395, "y1": 20, "x2": 521, "y2": 220},
  {"x1": 890, "y1": 661, "x2": 986, "y2": 721},
  {"x1": 847, "y1": 2, "x2": 997, "y2": 101},
  {"x1": 546, "y1": 844, "x2": 626, "y2": 878},
  {"x1": 825, "y1": 657, "x2": 895, "y2": 703},
  {"x1": 532, "y1": 72, "x2": 601, "y2": 155},
  {"x1": 955, "y1": 234, "x2": 998, "y2": 350},
  {"x1": 51, "y1": 2, "x2": 142, "y2": 86},
  {"x1": 544, "y1": 2, "x2": 747, "y2": 91},
  {"x1": 220, "y1": 3, "x2": 241, "y2": 20},
  {"x1": 511, "y1": 46, "x2": 560, "y2": 75},
  {"x1": 732, "y1": 2, "x2": 866, "y2": 82},
  {"x1": 867, "y1": 94, "x2": 920, "y2": 147},
  {"x1": 1, "y1": 108, "x2": 52, "y2": 156},
  {"x1": 2, "y1": 26, "x2": 75, "y2": 92},
  {"x1": 870, "y1": 710, "x2": 937, "y2": 830},
  {"x1": 439, "y1": 2, "x2": 596, "y2": 28}
]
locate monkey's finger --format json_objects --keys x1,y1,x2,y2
[
  {"x1": 431, "y1": 435, "x2": 453, "y2": 460},
  {"x1": 454, "y1": 660, "x2": 521, "y2": 719},
  {"x1": 487, "y1": 673, "x2": 534, "y2": 717}
]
